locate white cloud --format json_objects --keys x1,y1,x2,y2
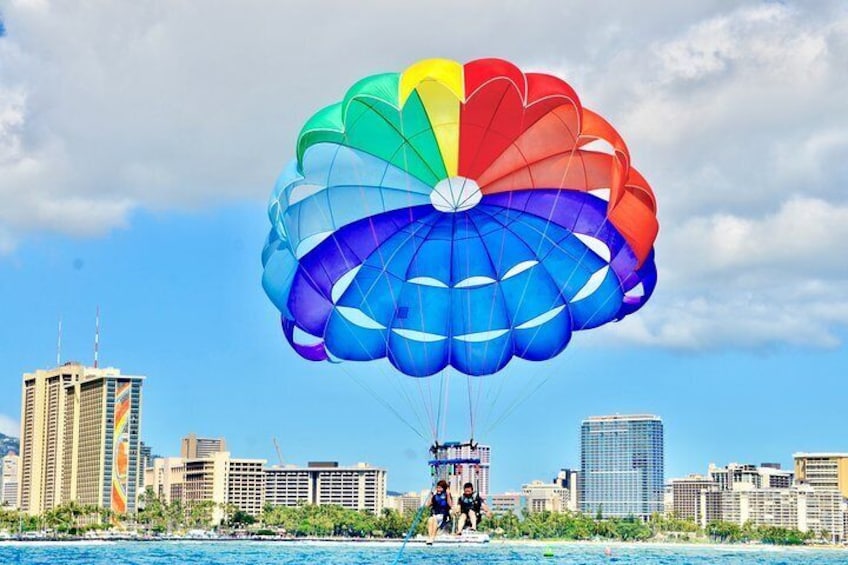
[
  {"x1": 600, "y1": 286, "x2": 848, "y2": 351},
  {"x1": 663, "y1": 198, "x2": 848, "y2": 280},
  {"x1": 0, "y1": 87, "x2": 26, "y2": 164},
  {"x1": 625, "y1": 197, "x2": 848, "y2": 349},
  {"x1": 0, "y1": 0, "x2": 728, "y2": 245},
  {"x1": 567, "y1": 3, "x2": 848, "y2": 350},
  {"x1": 1, "y1": 1, "x2": 847, "y2": 351},
  {"x1": 532, "y1": 5, "x2": 836, "y2": 240},
  {"x1": 0, "y1": 414, "x2": 20, "y2": 437}
]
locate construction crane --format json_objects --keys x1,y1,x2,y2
[{"x1": 272, "y1": 437, "x2": 284, "y2": 466}]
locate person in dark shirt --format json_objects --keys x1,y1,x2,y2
[{"x1": 455, "y1": 482, "x2": 491, "y2": 532}]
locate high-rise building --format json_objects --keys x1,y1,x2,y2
[
  {"x1": 668, "y1": 474, "x2": 718, "y2": 522},
  {"x1": 702, "y1": 484, "x2": 847, "y2": 541},
  {"x1": 429, "y1": 442, "x2": 490, "y2": 497},
  {"x1": 579, "y1": 414, "x2": 664, "y2": 519},
  {"x1": 801, "y1": 488, "x2": 846, "y2": 541},
  {"x1": 18, "y1": 363, "x2": 144, "y2": 515},
  {"x1": 708, "y1": 462, "x2": 793, "y2": 491},
  {"x1": 19, "y1": 364, "x2": 80, "y2": 512},
  {"x1": 139, "y1": 442, "x2": 157, "y2": 474},
  {"x1": 760, "y1": 465, "x2": 794, "y2": 489},
  {"x1": 1, "y1": 453, "x2": 19, "y2": 509},
  {"x1": 63, "y1": 370, "x2": 144, "y2": 515},
  {"x1": 182, "y1": 451, "x2": 266, "y2": 524},
  {"x1": 699, "y1": 488, "x2": 723, "y2": 527},
  {"x1": 794, "y1": 453, "x2": 848, "y2": 497},
  {"x1": 264, "y1": 465, "x2": 311, "y2": 507},
  {"x1": 265, "y1": 462, "x2": 387, "y2": 513},
  {"x1": 144, "y1": 457, "x2": 185, "y2": 504},
  {"x1": 225, "y1": 458, "x2": 266, "y2": 518},
  {"x1": 554, "y1": 468, "x2": 579, "y2": 511},
  {"x1": 183, "y1": 452, "x2": 228, "y2": 523},
  {"x1": 144, "y1": 440, "x2": 267, "y2": 525},
  {"x1": 181, "y1": 434, "x2": 227, "y2": 459}
]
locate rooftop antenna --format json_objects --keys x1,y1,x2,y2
[
  {"x1": 272, "y1": 437, "x2": 285, "y2": 466},
  {"x1": 56, "y1": 317, "x2": 63, "y2": 367},
  {"x1": 94, "y1": 306, "x2": 100, "y2": 368}
]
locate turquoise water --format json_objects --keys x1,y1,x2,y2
[{"x1": 1, "y1": 541, "x2": 846, "y2": 564}]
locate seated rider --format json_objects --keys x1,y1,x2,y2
[
  {"x1": 425, "y1": 480, "x2": 453, "y2": 544},
  {"x1": 455, "y1": 482, "x2": 492, "y2": 532}
]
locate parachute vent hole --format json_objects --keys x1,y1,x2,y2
[
  {"x1": 625, "y1": 282, "x2": 645, "y2": 298},
  {"x1": 580, "y1": 138, "x2": 616, "y2": 156},
  {"x1": 588, "y1": 188, "x2": 611, "y2": 202}
]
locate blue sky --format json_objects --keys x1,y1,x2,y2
[
  {"x1": 1, "y1": 1, "x2": 848, "y2": 493},
  {"x1": 1, "y1": 204, "x2": 846, "y2": 492}
]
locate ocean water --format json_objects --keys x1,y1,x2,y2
[{"x1": 0, "y1": 541, "x2": 845, "y2": 565}]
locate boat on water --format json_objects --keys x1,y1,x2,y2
[{"x1": 415, "y1": 530, "x2": 491, "y2": 544}]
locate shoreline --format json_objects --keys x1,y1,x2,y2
[{"x1": 1, "y1": 537, "x2": 846, "y2": 551}]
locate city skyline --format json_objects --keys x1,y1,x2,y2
[
  {"x1": 2, "y1": 1, "x2": 848, "y2": 495},
  {"x1": 3, "y1": 371, "x2": 846, "y2": 529},
  {"x1": 2, "y1": 353, "x2": 848, "y2": 494},
  {"x1": 3, "y1": 361, "x2": 843, "y2": 501}
]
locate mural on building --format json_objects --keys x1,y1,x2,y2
[{"x1": 111, "y1": 382, "x2": 131, "y2": 513}]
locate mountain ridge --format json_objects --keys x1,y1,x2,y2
[{"x1": 0, "y1": 432, "x2": 20, "y2": 458}]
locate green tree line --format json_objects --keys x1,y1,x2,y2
[
  {"x1": 0, "y1": 501, "x2": 114, "y2": 535},
  {"x1": 706, "y1": 519, "x2": 813, "y2": 545},
  {"x1": 0, "y1": 494, "x2": 824, "y2": 545}
]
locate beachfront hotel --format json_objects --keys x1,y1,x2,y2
[
  {"x1": 793, "y1": 453, "x2": 848, "y2": 497},
  {"x1": 697, "y1": 484, "x2": 847, "y2": 540},
  {"x1": 182, "y1": 451, "x2": 267, "y2": 523},
  {"x1": 488, "y1": 477, "x2": 575, "y2": 516},
  {"x1": 144, "y1": 456, "x2": 185, "y2": 504},
  {"x1": 664, "y1": 462, "x2": 795, "y2": 522},
  {"x1": 668, "y1": 474, "x2": 717, "y2": 522},
  {"x1": 265, "y1": 461, "x2": 387, "y2": 513},
  {"x1": 17, "y1": 363, "x2": 144, "y2": 515},
  {"x1": 579, "y1": 414, "x2": 664, "y2": 519},
  {"x1": 145, "y1": 438, "x2": 267, "y2": 523},
  {"x1": 708, "y1": 462, "x2": 794, "y2": 490},
  {"x1": 145, "y1": 447, "x2": 388, "y2": 517},
  {"x1": 521, "y1": 480, "x2": 569, "y2": 513},
  {"x1": 662, "y1": 459, "x2": 848, "y2": 540}
]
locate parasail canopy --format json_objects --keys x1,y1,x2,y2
[{"x1": 262, "y1": 58, "x2": 658, "y2": 378}]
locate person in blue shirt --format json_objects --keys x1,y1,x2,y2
[
  {"x1": 425, "y1": 480, "x2": 453, "y2": 544},
  {"x1": 455, "y1": 482, "x2": 492, "y2": 532}
]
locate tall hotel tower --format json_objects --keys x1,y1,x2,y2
[
  {"x1": 18, "y1": 363, "x2": 144, "y2": 515},
  {"x1": 579, "y1": 414, "x2": 664, "y2": 520},
  {"x1": 429, "y1": 441, "x2": 491, "y2": 497}
]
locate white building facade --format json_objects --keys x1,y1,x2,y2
[
  {"x1": 522, "y1": 480, "x2": 569, "y2": 514},
  {"x1": 265, "y1": 462, "x2": 387, "y2": 514},
  {"x1": 1, "y1": 453, "x2": 19, "y2": 509}
]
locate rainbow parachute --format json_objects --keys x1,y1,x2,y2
[{"x1": 262, "y1": 58, "x2": 658, "y2": 377}]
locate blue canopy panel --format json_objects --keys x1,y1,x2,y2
[{"x1": 262, "y1": 187, "x2": 654, "y2": 377}]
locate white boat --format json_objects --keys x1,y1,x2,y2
[
  {"x1": 416, "y1": 530, "x2": 490, "y2": 544},
  {"x1": 184, "y1": 529, "x2": 221, "y2": 540}
]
